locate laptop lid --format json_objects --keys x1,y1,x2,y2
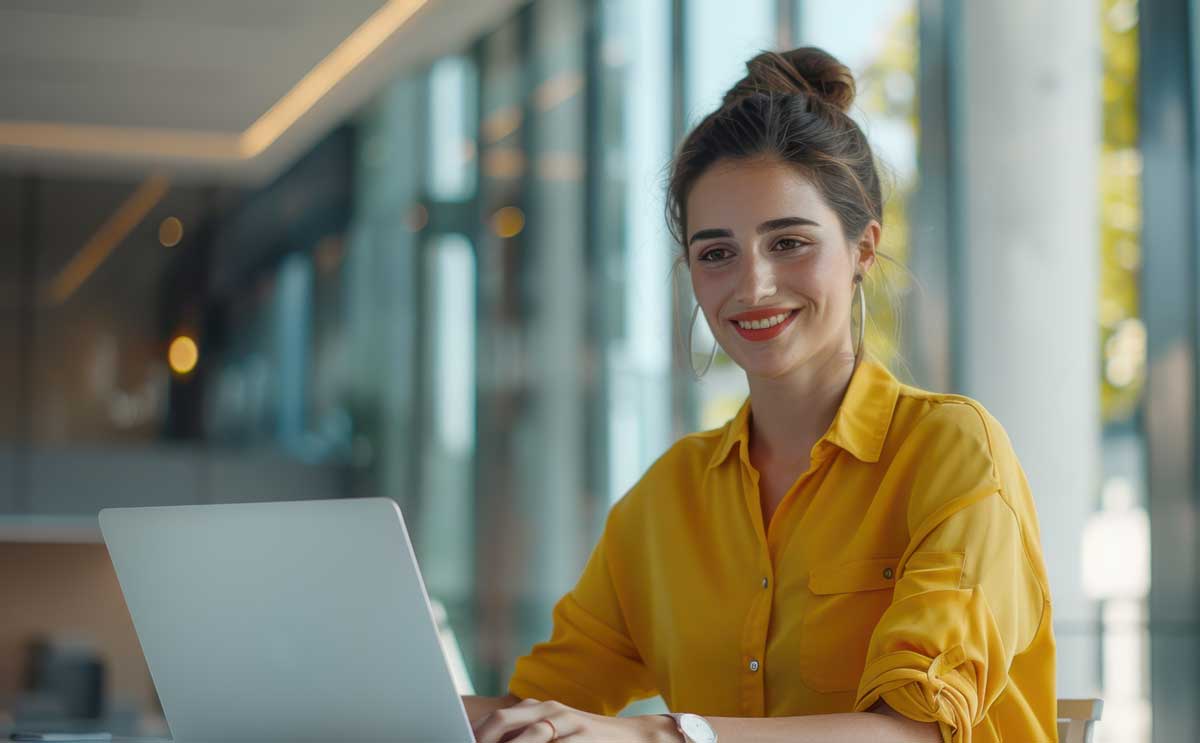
[{"x1": 99, "y1": 497, "x2": 474, "y2": 743}]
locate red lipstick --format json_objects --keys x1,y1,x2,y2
[{"x1": 728, "y1": 307, "x2": 800, "y2": 342}]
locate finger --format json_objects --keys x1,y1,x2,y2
[
  {"x1": 472, "y1": 699, "x2": 537, "y2": 738},
  {"x1": 501, "y1": 720, "x2": 558, "y2": 743},
  {"x1": 472, "y1": 700, "x2": 558, "y2": 743}
]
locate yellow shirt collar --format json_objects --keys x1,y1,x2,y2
[{"x1": 707, "y1": 356, "x2": 902, "y2": 469}]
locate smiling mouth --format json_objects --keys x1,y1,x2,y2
[{"x1": 729, "y1": 309, "x2": 801, "y2": 341}]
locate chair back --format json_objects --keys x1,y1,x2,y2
[{"x1": 1057, "y1": 698, "x2": 1103, "y2": 743}]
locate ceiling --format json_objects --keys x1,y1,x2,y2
[{"x1": 0, "y1": 0, "x2": 526, "y2": 183}]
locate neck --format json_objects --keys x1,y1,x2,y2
[{"x1": 745, "y1": 347, "x2": 859, "y2": 465}]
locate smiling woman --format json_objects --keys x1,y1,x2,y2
[
  {"x1": 683, "y1": 160, "x2": 875, "y2": 381},
  {"x1": 468, "y1": 47, "x2": 1057, "y2": 743}
]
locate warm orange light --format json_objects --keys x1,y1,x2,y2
[
  {"x1": 483, "y1": 147, "x2": 526, "y2": 180},
  {"x1": 533, "y1": 71, "x2": 584, "y2": 112},
  {"x1": 159, "y1": 216, "x2": 184, "y2": 247},
  {"x1": 315, "y1": 236, "x2": 346, "y2": 273},
  {"x1": 168, "y1": 336, "x2": 199, "y2": 375},
  {"x1": 537, "y1": 152, "x2": 585, "y2": 181},
  {"x1": 492, "y1": 206, "x2": 525, "y2": 239},
  {"x1": 0, "y1": 121, "x2": 241, "y2": 160},
  {"x1": 406, "y1": 204, "x2": 429, "y2": 232},
  {"x1": 481, "y1": 105, "x2": 523, "y2": 144}
]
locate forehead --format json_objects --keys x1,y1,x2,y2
[{"x1": 686, "y1": 157, "x2": 835, "y2": 233}]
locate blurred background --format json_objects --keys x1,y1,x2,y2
[{"x1": 0, "y1": 0, "x2": 1190, "y2": 741}]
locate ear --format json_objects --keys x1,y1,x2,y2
[{"x1": 853, "y1": 220, "x2": 881, "y2": 279}]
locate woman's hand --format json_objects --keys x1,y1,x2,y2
[{"x1": 471, "y1": 697, "x2": 676, "y2": 742}]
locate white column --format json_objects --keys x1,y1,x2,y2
[{"x1": 958, "y1": 0, "x2": 1101, "y2": 696}]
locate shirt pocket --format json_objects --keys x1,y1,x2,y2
[{"x1": 798, "y1": 557, "x2": 898, "y2": 693}]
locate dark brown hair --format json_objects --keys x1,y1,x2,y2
[{"x1": 666, "y1": 47, "x2": 884, "y2": 257}]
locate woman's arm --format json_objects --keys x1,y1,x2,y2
[
  {"x1": 462, "y1": 694, "x2": 521, "y2": 725},
  {"x1": 701, "y1": 701, "x2": 942, "y2": 742},
  {"x1": 473, "y1": 698, "x2": 942, "y2": 742}
]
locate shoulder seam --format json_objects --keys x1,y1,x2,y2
[
  {"x1": 905, "y1": 395, "x2": 1050, "y2": 655},
  {"x1": 916, "y1": 396, "x2": 1003, "y2": 487},
  {"x1": 931, "y1": 399, "x2": 1050, "y2": 638}
]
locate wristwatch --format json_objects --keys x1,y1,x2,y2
[{"x1": 663, "y1": 712, "x2": 718, "y2": 743}]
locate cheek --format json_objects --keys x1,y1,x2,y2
[
  {"x1": 690, "y1": 272, "x2": 728, "y2": 313},
  {"x1": 790, "y1": 258, "x2": 849, "y2": 308}
]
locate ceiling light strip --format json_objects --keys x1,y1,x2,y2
[
  {"x1": 239, "y1": 0, "x2": 429, "y2": 157},
  {"x1": 44, "y1": 174, "x2": 171, "y2": 306},
  {"x1": 0, "y1": 0, "x2": 428, "y2": 164},
  {"x1": 0, "y1": 122, "x2": 241, "y2": 160}
]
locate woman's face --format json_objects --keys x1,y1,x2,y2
[{"x1": 685, "y1": 157, "x2": 877, "y2": 380}]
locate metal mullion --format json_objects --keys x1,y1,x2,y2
[{"x1": 1141, "y1": 0, "x2": 1200, "y2": 740}]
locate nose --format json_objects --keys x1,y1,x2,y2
[{"x1": 734, "y1": 251, "x2": 777, "y2": 306}]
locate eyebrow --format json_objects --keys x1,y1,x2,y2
[{"x1": 688, "y1": 217, "x2": 820, "y2": 245}]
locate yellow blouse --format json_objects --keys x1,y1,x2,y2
[{"x1": 509, "y1": 358, "x2": 1057, "y2": 743}]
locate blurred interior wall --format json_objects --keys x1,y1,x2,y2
[
  {"x1": 0, "y1": 544, "x2": 153, "y2": 714},
  {"x1": 0, "y1": 177, "x2": 26, "y2": 514},
  {"x1": 959, "y1": 0, "x2": 1101, "y2": 695}
]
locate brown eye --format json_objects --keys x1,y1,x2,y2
[
  {"x1": 774, "y1": 238, "x2": 811, "y2": 252},
  {"x1": 699, "y1": 247, "x2": 732, "y2": 262}
]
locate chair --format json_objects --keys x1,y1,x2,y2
[{"x1": 1057, "y1": 698, "x2": 1103, "y2": 743}]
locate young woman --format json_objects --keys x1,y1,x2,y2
[{"x1": 465, "y1": 47, "x2": 1056, "y2": 743}]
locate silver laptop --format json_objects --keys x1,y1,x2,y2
[{"x1": 99, "y1": 498, "x2": 475, "y2": 743}]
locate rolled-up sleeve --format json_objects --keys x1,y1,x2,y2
[
  {"x1": 853, "y1": 490, "x2": 1047, "y2": 743},
  {"x1": 508, "y1": 514, "x2": 656, "y2": 715}
]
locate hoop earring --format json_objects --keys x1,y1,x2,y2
[
  {"x1": 854, "y1": 275, "x2": 867, "y2": 364},
  {"x1": 686, "y1": 303, "x2": 719, "y2": 379}
]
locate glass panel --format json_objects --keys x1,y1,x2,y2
[
  {"x1": 600, "y1": 0, "x2": 675, "y2": 502},
  {"x1": 473, "y1": 10, "x2": 532, "y2": 695},
  {"x1": 346, "y1": 74, "x2": 424, "y2": 517},
  {"x1": 428, "y1": 56, "x2": 479, "y2": 202},
  {"x1": 1092, "y1": 1, "x2": 1149, "y2": 740},
  {"x1": 470, "y1": 0, "x2": 599, "y2": 695},
  {"x1": 797, "y1": 0, "x2": 918, "y2": 375},
  {"x1": 684, "y1": 0, "x2": 778, "y2": 125},
  {"x1": 517, "y1": 0, "x2": 590, "y2": 672},
  {"x1": 274, "y1": 252, "x2": 312, "y2": 448},
  {"x1": 683, "y1": 0, "x2": 778, "y2": 430},
  {"x1": 417, "y1": 233, "x2": 478, "y2": 684}
]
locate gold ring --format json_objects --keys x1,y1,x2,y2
[{"x1": 541, "y1": 718, "x2": 558, "y2": 740}]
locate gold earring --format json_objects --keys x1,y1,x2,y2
[{"x1": 853, "y1": 275, "x2": 866, "y2": 363}]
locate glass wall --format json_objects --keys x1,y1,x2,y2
[
  {"x1": 796, "y1": 0, "x2": 918, "y2": 377},
  {"x1": 9, "y1": 0, "x2": 1200, "y2": 737},
  {"x1": 1091, "y1": 2, "x2": 1150, "y2": 741},
  {"x1": 326, "y1": 0, "x2": 928, "y2": 701},
  {"x1": 181, "y1": 2, "x2": 1175, "y2": 736}
]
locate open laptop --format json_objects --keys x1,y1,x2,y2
[{"x1": 99, "y1": 498, "x2": 475, "y2": 743}]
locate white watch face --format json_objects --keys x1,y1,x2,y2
[{"x1": 679, "y1": 713, "x2": 717, "y2": 743}]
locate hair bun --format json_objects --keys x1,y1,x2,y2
[{"x1": 722, "y1": 47, "x2": 856, "y2": 113}]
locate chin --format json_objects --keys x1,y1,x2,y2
[{"x1": 727, "y1": 348, "x2": 807, "y2": 380}]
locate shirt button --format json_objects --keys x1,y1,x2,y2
[
  {"x1": 749, "y1": 659, "x2": 760, "y2": 672},
  {"x1": 761, "y1": 577, "x2": 769, "y2": 589},
  {"x1": 883, "y1": 567, "x2": 895, "y2": 580}
]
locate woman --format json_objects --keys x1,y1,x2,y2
[{"x1": 466, "y1": 47, "x2": 1056, "y2": 743}]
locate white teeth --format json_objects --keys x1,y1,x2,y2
[{"x1": 736, "y1": 311, "x2": 791, "y2": 330}]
